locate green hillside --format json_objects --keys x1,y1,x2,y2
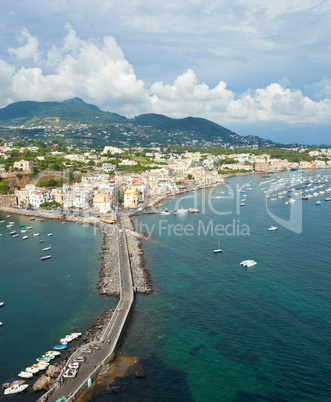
[{"x1": 0, "y1": 99, "x2": 126, "y2": 125}]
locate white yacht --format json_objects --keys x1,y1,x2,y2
[
  {"x1": 4, "y1": 384, "x2": 28, "y2": 395},
  {"x1": 268, "y1": 226, "x2": 278, "y2": 231}
]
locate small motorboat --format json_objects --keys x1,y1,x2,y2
[
  {"x1": 268, "y1": 226, "x2": 278, "y2": 231},
  {"x1": 4, "y1": 383, "x2": 28, "y2": 395},
  {"x1": 71, "y1": 332, "x2": 82, "y2": 337},
  {"x1": 315, "y1": 200, "x2": 322, "y2": 205},
  {"x1": 41, "y1": 255, "x2": 51, "y2": 260},
  {"x1": 21, "y1": 229, "x2": 27, "y2": 233},
  {"x1": 25, "y1": 366, "x2": 39, "y2": 374},
  {"x1": 33, "y1": 233, "x2": 40, "y2": 236},
  {"x1": 47, "y1": 233, "x2": 53, "y2": 236},
  {"x1": 18, "y1": 372, "x2": 33, "y2": 379},
  {"x1": 22, "y1": 236, "x2": 29, "y2": 240},
  {"x1": 26, "y1": 226, "x2": 33, "y2": 229},
  {"x1": 30, "y1": 218, "x2": 35, "y2": 221},
  {"x1": 12, "y1": 234, "x2": 19, "y2": 238},
  {"x1": 2, "y1": 379, "x2": 25, "y2": 388},
  {"x1": 43, "y1": 246, "x2": 51, "y2": 251},
  {"x1": 0, "y1": 220, "x2": 5, "y2": 223},
  {"x1": 37, "y1": 219, "x2": 44, "y2": 222},
  {"x1": 54, "y1": 344, "x2": 67, "y2": 350},
  {"x1": 45, "y1": 351, "x2": 61, "y2": 356},
  {"x1": 0, "y1": 322, "x2": 2, "y2": 326},
  {"x1": 0, "y1": 302, "x2": 4, "y2": 307},
  {"x1": 240, "y1": 260, "x2": 257, "y2": 268},
  {"x1": 39, "y1": 240, "x2": 44, "y2": 243},
  {"x1": 6, "y1": 224, "x2": 14, "y2": 228},
  {"x1": 6, "y1": 215, "x2": 11, "y2": 218},
  {"x1": 19, "y1": 224, "x2": 25, "y2": 227}
]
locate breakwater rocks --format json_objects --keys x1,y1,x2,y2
[
  {"x1": 122, "y1": 215, "x2": 153, "y2": 294},
  {"x1": 97, "y1": 221, "x2": 121, "y2": 297}
]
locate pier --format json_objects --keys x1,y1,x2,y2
[{"x1": 43, "y1": 214, "x2": 135, "y2": 401}]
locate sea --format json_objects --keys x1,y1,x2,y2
[{"x1": 1, "y1": 169, "x2": 331, "y2": 401}]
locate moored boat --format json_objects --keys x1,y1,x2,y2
[
  {"x1": 54, "y1": 344, "x2": 67, "y2": 350},
  {"x1": 39, "y1": 240, "x2": 44, "y2": 243},
  {"x1": 22, "y1": 236, "x2": 28, "y2": 240},
  {"x1": 240, "y1": 260, "x2": 257, "y2": 267},
  {"x1": 4, "y1": 384, "x2": 28, "y2": 395},
  {"x1": 0, "y1": 302, "x2": 4, "y2": 307},
  {"x1": 18, "y1": 372, "x2": 33, "y2": 379},
  {"x1": 41, "y1": 255, "x2": 51, "y2": 260},
  {"x1": 268, "y1": 226, "x2": 278, "y2": 231},
  {"x1": 43, "y1": 246, "x2": 51, "y2": 251},
  {"x1": 47, "y1": 233, "x2": 53, "y2": 236}
]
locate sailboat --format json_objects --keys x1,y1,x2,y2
[{"x1": 213, "y1": 239, "x2": 223, "y2": 253}]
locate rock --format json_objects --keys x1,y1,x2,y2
[
  {"x1": 33, "y1": 374, "x2": 52, "y2": 392},
  {"x1": 46, "y1": 365, "x2": 61, "y2": 378}
]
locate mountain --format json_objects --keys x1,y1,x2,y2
[
  {"x1": 0, "y1": 99, "x2": 126, "y2": 125},
  {"x1": 0, "y1": 99, "x2": 275, "y2": 147}
]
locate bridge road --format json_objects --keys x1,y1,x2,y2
[{"x1": 45, "y1": 215, "x2": 134, "y2": 402}]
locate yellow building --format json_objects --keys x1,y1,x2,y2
[{"x1": 124, "y1": 188, "x2": 139, "y2": 209}]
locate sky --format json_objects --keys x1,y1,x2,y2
[{"x1": 0, "y1": 0, "x2": 331, "y2": 145}]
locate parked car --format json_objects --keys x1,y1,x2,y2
[
  {"x1": 89, "y1": 343, "x2": 100, "y2": 350},
  {"x1": 81, "y1": 348, "x2": 92, "y2": 354},
  {"x1": 73, "y1": 356, "x2": 86, "y2": 363}
]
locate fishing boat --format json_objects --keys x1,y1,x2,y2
[
  {"x1": 41, "y1": 255, "x2": 51, "y2": 260},
  {"x1": 18, "y1": 372, "x2": 33, "y2": 379},
  {"x1": 54, "y1": 344, "x2": 67, "y2": 350},
  {"x1": 43, "y1": 246, "x2": 51, "y2": 251},
  {"x1": 4, "y1": 384, "x2": 28, "y2": 395}
]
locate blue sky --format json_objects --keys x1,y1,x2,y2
[{"x1": 1, "y1": 0, "x2": 331, "y2": 144}]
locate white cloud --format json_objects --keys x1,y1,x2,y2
[
  {"x1": 8, "y1": 28, "x2": 41, "y2": 62},
  {"x1": 0, "y1": 27, "x2": 331, "y2": 128}
]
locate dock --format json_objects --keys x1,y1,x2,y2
[{"x1": 43, "y1": 214, "x2": 134, "y2": 402}]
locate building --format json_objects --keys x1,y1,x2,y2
[
  {"x1": 0, "y1": 195, "x2": 18, "y2": 208},
  {"x1": 124, "y1": 188, "x2": 139, "y2": 209},
  {"x1": 13, "y1": 160, "x2": 34, "y2": 172}
]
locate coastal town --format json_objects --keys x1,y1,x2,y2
[{"x1": 0, "y1": 141, "x2": 330, "y2": 213}]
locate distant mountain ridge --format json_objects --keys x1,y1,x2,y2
[{"x1": 0, "y1": 98, "x2": 275, "y2": 147}]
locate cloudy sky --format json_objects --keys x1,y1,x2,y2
[{"x1": 1, "y1": 0, "x2": 331, "y2": 144}]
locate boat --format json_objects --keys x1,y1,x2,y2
[
  {"x1": 33, "y1": 233, "x2": 40, "y2": 236},
  {"x1": 30, "y1": 218, "x2": 35, "y2": 221},
  {"x1": 25, "y1": 367, "x2": 39, "y2": 374},
  {"x1": 37, "y1": 219, "x2": 44, "y2": 222},
  {"x1": 71, "y1": 332, "x2": 82, "y2": 337},
  {"x1": 88, "y1": 378, "x2": 92, "y2": 387},
  {"x1": 41, "y1": 255, "x2": 51, "y2": 260},
  {"x1": 325, "y1": 197, "x2": 331, "y2": 201},
  {"x1": 239, "y1": 203, "x2": 245, "y2": 207},
  {"x1": 18, "y1": 372, "x2": 33, "y2": 379},
  {"x1": 43, "y1": 246, "x2": 51, "y2": 251},
  {"x1": 6, "y1": 215, "x2": 11, "y2": 218},
  {"x1": 26, "y1": 226, "x2": 33, "y2": 229},
  {"x1": 45, "y1": 351, "x2": 61, "y2": 356},
  {"x1": 22, "y1": 236, "x2": 28, "y2": 240},
  {"x1": 19, "y1": 224, "x2": 25, "y2": 227},
  {"x1": 0, "y1": 302, "x2": 4, "y2": 307},
  {"x1": 240, "y1": 260, "x2": 257, "y2": 267},
  {"x1": 39, "y1": 240, "x2": 44, "y2": 243},
  {"x1": 213, "y1": 239, "x2": 222, "y2": 253},
  {"x1": 315, "y1": 200, "x2": 322, "y2": 205},
  {"x1": 47, "y1": 233, "x2": 53, "y2": 236},
  {"x1": 54, "y1": 344, "x2": 67, "y2": 350},
  {"x1": 9, "y1": 231, "x2": 17, "y2": 235},
  {"x1": 0, "y1": 220, "x2": 5, "y2": 223},
  {"x1": 175, "y1": 208, "x2": 188, "y2": 214},
  {"x1": 21, "y1": 229, "x2": 27, "y2": 233},
  {"x1": 0, "y1": 322, "x2": 2, "y2": 326},
  {"x1": 6, "y1": 224, "x2": 14, "y2": 228},
  {"x1": 2, "y1": 379, "x2": 25, "y2": 388},
  {"x1": 4, "y1": 384, "x2": 28, "y2": 395},
  {"x1": 268, "y1": 226, "x2": 278, "y2": 231}
]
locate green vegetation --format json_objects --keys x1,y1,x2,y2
[{"x1": 36, "y1": 177, "x2": 63, "y2": 187}]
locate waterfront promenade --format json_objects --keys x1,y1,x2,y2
[{"x1": 44, "y1": 214, "x2": 135, "y2": 402}]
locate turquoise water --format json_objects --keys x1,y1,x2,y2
[
  {"x1": 0, "y1": 217, "x2": 114, "y2": 401},
  {"x1": 96, "y1": 170, "x2": 331, "y2": 401}
]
